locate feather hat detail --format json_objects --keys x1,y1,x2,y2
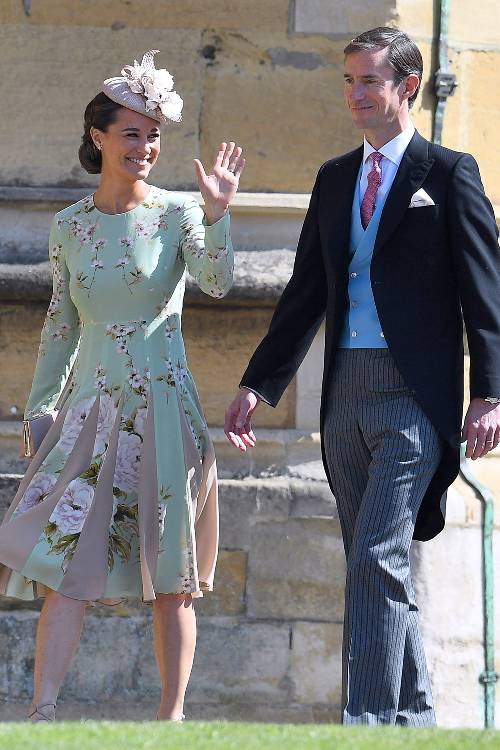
[{"x1": 102, "y1": 50, "x2": 183, "y2": 124}]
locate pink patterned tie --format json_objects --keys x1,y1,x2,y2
[{"x1": 360, "y1": 152, "x2": 383, "y2": 230}]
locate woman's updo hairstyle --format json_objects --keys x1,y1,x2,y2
[{"x1": 79, "y1": 93, "x2": 124, "y2": 174}]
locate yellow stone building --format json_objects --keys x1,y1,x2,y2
[{"x1": 0, "y1": 0, "x2": 499, "y2": 725}]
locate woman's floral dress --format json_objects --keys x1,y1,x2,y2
[{"x1": 0, "y1": 186, "x2": 233, "y2": 603}]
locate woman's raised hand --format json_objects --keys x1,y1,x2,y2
[{"x1": 194, "y1": 142, "x2": 246, "y2": 225}]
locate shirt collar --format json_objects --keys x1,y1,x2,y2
[{"x1": 363, "y1": 123, "x2": 415, "y2": 167}]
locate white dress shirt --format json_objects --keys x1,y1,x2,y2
[{"x1": 359, "y1": 123, "x2": 415, "y2": 206}]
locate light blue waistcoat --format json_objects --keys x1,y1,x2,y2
[{"x1": 338, "y1": 167, "x2": 390, "y2": 348}]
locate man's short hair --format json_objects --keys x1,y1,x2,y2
[{"x1": 344, "y1": 27, "x2": 423, "y2": 109}]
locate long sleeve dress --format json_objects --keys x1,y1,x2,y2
[{"x1": 0, "y1": 186, "x2": 233, "y2": 604}]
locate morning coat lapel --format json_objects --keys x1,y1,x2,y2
[
  {"x1": 322, "y1": 146, "x2": 363, "y2": 273},
  {"x1": 373, "y1": 131, "x2": 434, "y2": 257}
]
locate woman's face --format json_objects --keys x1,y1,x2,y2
[{"x1": 91, "y1": 107, "x2": 161, "y2": 182}]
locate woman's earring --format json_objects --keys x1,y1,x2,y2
[{"x1": 95, "y1": 142, "x2": 102, "y2": 151}]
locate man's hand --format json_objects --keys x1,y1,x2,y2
[
  {"x1": 462, "y1": 398, "x2": 500, "y2": 459},
  {"x1": 225, "y1": 388, "x2": 260, "y2": 452}
]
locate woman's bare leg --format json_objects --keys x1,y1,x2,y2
[
  {"x1": 31, "y1": 588, "x2": 87, "y2": 719},
  {"x1": 152, "y1": 593, "x2": 196, "y2": 720}
]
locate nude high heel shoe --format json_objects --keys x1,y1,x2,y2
[
  {"x1": 28, "y1": 702, "x2": 56, "y2": 722},
  {"x1": 155, "y1": 711, "x2": 185, "y2": 721}
]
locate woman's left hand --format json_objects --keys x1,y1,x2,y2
[{"x1": 194, "y1": 141, "x2": 245, "y2": 225}]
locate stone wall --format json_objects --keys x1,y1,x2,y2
[
  {"x1": 0, "y1": 297, "x2": 295, "y2": 429},
  {"x1": 0, "y1": 449, "x2": 499, "y2": 725},
  {"x1": 0, "y1": 1, "x2": 499, "y2": 201},
  {"x1": 0, "y1": 474, "x2": 344, "y2": 722}
]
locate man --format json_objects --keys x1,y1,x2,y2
[{"x1": 225, "y1": 27, "x2": 500, "y2": 725}]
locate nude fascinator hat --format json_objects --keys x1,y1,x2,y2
[{"x1": 102, "y1": 50, "x2": 183, "y2": 125}]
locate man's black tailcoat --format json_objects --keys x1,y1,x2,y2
[{"x1": 240, "y1": 131, "x2": 500, "y2": 541}]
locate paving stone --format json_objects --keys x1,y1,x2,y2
[
  {"x1": 67, "y1": 614, "x2": 159, "y2": 700},
  {"x1": 0, "y1": 25, "x2": 201, "y2": 189},
  {"x1": 0, "y1": 698, "x2": 336, "y2": 723},
  {"x1": 0, "y1": 611, "x2": 158, "y2": 701},
  {"x1": 289, "y1": 479, "x2": 337, "y2": 518},
  {"x1": 190, "y1": 619, "x2": 292, "y2": 705},
  {"x1": 0, "y1": 474, "x2": 21, "y2": 519},
  {"x1": 200, "y1": 31, "x2": 356, "y2": 193},
  {"x1": 218, "y1": 479, "x2": 291, "y2": 550},
  {"x1": 0, "y1": 611, "x2": 292, "y2": 707},
  {"x1": 247, "y1": 517, "x2": 345, "y2": 622},
  {"x1": 218, "y1": 481, "x2": 258, "y2": 549},
  {"x1": 0, "y1": 0, "x2": 291, "y2": 31},
  {"x1": 290, "y1": 621, "x2": 343, "y2": 705},
  {"x1": 196, "y1": 550, "x2": 247, "y2": 616},
  {"x1": 413, "y1": 523, "x2": 500, "y2": 646},
  {"x1": 293, "y1": 0, "x2": 394, "y2": 36},
  {"x1": 0, "y1": 612, "x2": 38, "y2": 699},
  {"x1": 426, "y1": 639, "x2": 493, "y2": 729}
]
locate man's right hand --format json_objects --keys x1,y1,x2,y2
[{"x1": 224, "y1": 388, "x2": 260, "y2": 451}]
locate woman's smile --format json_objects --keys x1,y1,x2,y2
[{"x1": 126, "y1": 157, "x2": 151, "y2": 166}]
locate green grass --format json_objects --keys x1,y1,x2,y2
[{"x1": 0, "y1": 722, "x2": 498, "y2": 750}]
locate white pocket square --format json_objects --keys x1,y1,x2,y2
[{"x1": 409, "y1": 188, "x2": 435, "y2": 208}]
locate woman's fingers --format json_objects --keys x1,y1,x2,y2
[
  {"x1": 193, "y1": 158, "x2": 207, "y2": 185},
  {"x1": 211, "y1": 142, "x2": 245, "y2": 180},
  {"x1": 228, "y1": 146, "x2": 243, "y2": 172},
  {"x1": 214, "y1": 142, "x2": 227, "y2": 169},
  {"x1": 221, "y1": 141, "x2": 235, "y2": 169},
  {"x1": 233, "y1": 156, "x2": 246, "y2": 179}
]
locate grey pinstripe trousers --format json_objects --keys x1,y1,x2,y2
[{"x1": 323, "y1": 349, "x2": 443, "y2": 726}]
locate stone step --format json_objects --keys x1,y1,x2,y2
[
  {"x1": 0, "y1": 699, "x2": 333, "y2": 723},
  {"x1": 0, "y1": 249, "x2": 295, "y2": 303},
  {"x1": 0, "y1": 421, "x2": 327, "y2": 479},
  {"x1": 0, "y1": 473, "x2": 335, "y2": 523},
  {"x1": 3, "y1": 420, "x2": 500, "y2": 484},
  {"x1": 0, "y1": 189, "x2": 308, "y2": 261},
  {"x1": 0, "y1": 610, "x2": 340, "y2": 723}
]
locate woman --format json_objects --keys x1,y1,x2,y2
[{"x1": 0, "y1": 50, "x2": 245, "y2": 722}]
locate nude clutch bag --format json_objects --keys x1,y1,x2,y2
[{"x1": 22, "y1": 413, "x2": 56, "y2": 458}]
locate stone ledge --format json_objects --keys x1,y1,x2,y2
[
  {"x1": 1, "y1": 186, "x2": 498, "y2": 225},
  {"x1": 210, "y1": 427, "x2": 326, "y2": 481},
  {"x1": 0, "y1": 610, "x2": 342, "y2": 718},
  {"x1": 0, "y1": 473, "x2": 336, "y2": 526},
  {"x1": 0, "y1": 186, "x2": 310, "y2": 214},
  {"x1": 0, "y1": 698, "x2": 340, "y2": 723},
  {"x1": 0, "y1": 248, "x2": 294, "y2": 304},
  {"x1": 0, "y1": 425, "x2": 325, "y2": 478},
  {"x1": 1, "y1": 418, "x2": 499, "y2": 485}
]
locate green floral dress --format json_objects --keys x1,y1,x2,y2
[{"x1": 0, "y1": 186, "x2": 233, "y2": 603}]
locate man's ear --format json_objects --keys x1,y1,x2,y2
[{"x1": 401, "y1": 73, "x2": 420, "y2": 103}]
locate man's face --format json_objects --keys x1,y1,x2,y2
[{"x1": 344, "y1": 48, "x2": 407, "y2": 131}]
